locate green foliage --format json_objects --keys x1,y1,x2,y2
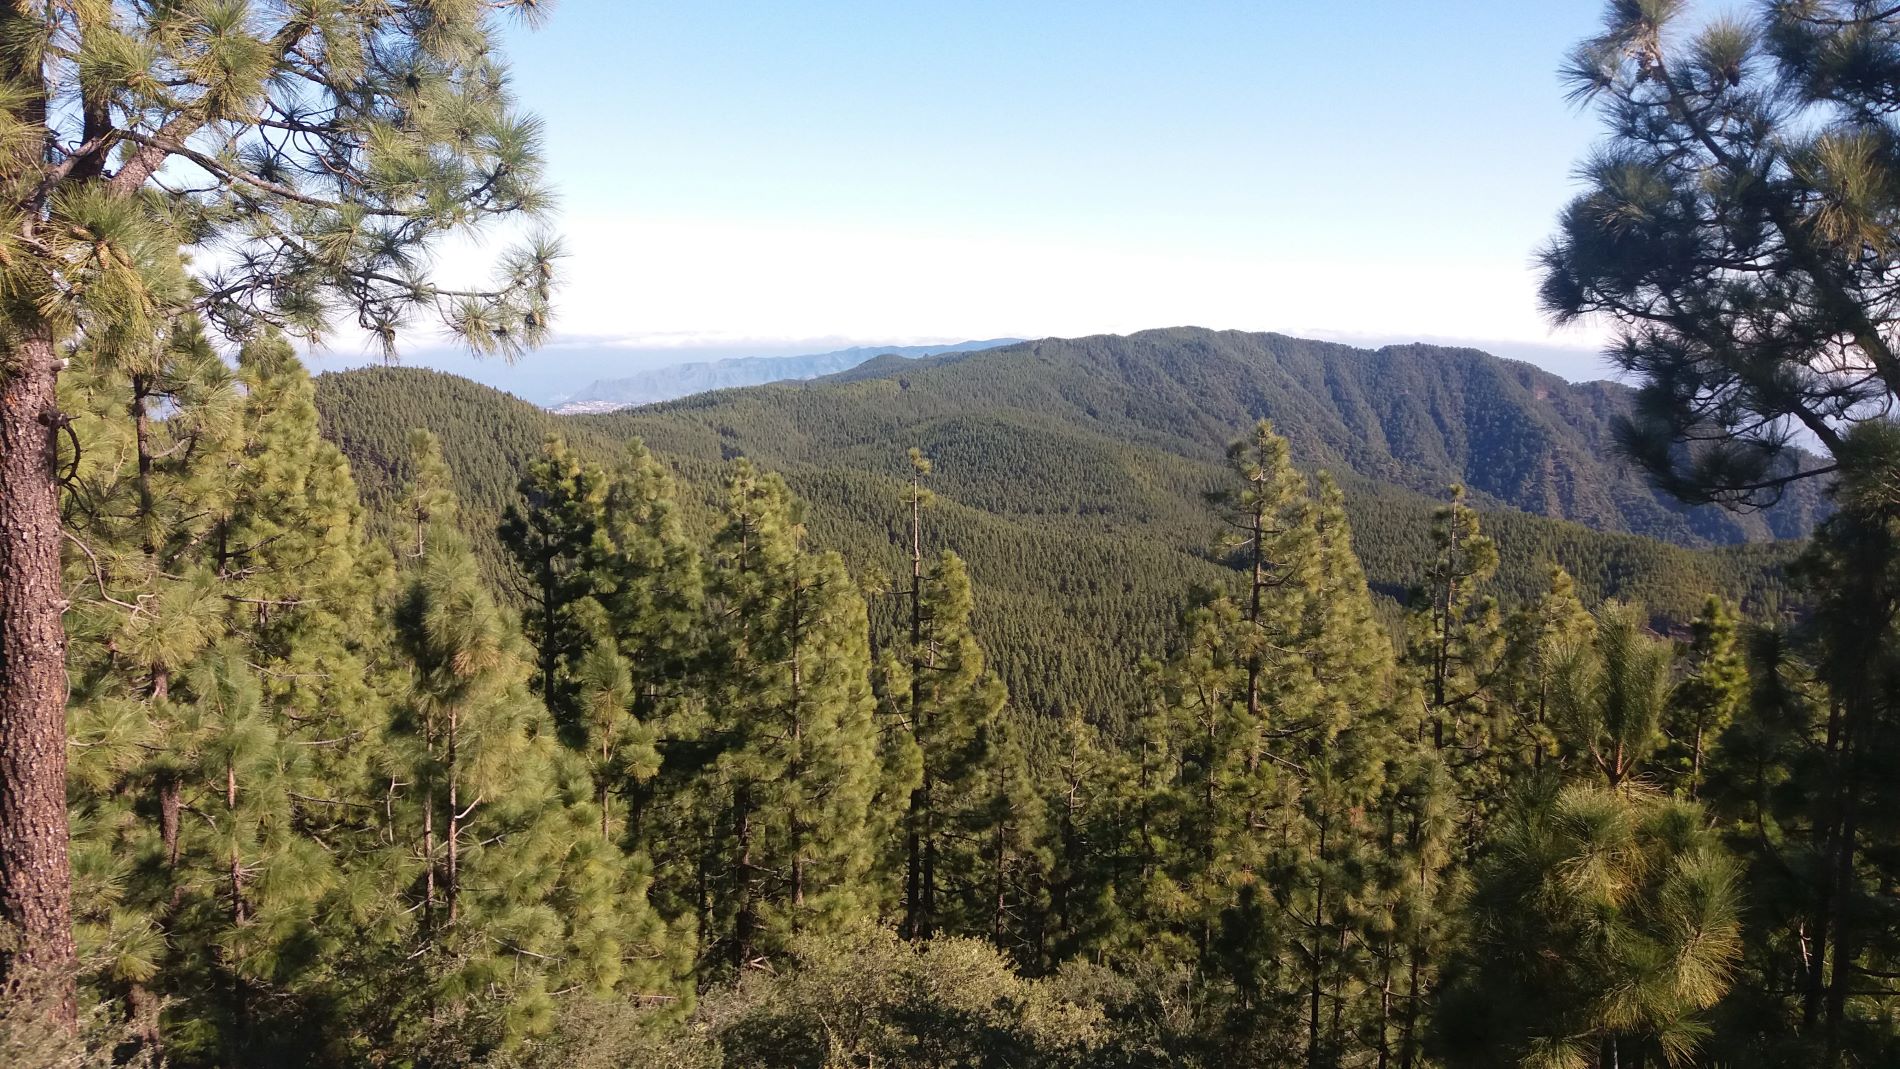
[
  {"x1": 1661, "y1": 596, "x2": 1746, "y2": 800},
  {"x1": 493, "y1": 929, "x2": 1143, "y2": 1069},
  {"x1": 1542, "y1": 0, "x2": 1894, "y2": 509},
  {"x1": 64, "y1": 337, "x2": 1898, "y2": 1067},
  {"x1": 883, "y1": 548, "x2": 1011, "y2": 941},
  {"x1": 692, "y1": 462, "x2": 882, "y2": 973},
  {"x1": 382, "y1": 430, "x2": 680, "y2": 1056},
  {"x1": 64, "y1": 333, "x2": 395, "y2": 1066},
  {"x1": 1435, "y1": 784, "x2": 1743, "y2": 1069},
  {"x1": 1499, "y1": 568, "x2": 1597, "y2": 774},
  {"x1": 1, "y1": 0, "x2": 558, "y2": 358},
  {"x1": 499, "y1": 436, "x2": 613, "y2": 728},
  {"x1": 1548, "y1": 602, "x2": 1675, "y2": 787}
]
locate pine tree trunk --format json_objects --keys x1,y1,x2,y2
[
  {"x1": 446, "y1": 707, "x2": 460, "y2": 925},
  {"x1": 1433, "y1": 569, "x2": 1455, "y2": 750},
  {"x1": 131, "y1": 375, "x2": 156, "y2": 555},
  {"x1": 0, "y1": 324, "x2": 76, "y2": 1015},
  {"x1": 140, "y1": 593, "x2": 175, "y2": 1058},
  {"x1": 423, "y1": 714, "x2": 438, "y2": 926},
  {"x1": 991, "y1": 763, "x2": 1008, "y2": 946},
  {"x1": 423, "y1": 786, "x2": 436, "y2": 924},
  {"x1": 788, "y1": 577, "x2": 807, "y2": 915},
  {"x1": 1822, "y1": 716, "x2": 1863, "y2": 1069},
  {"x1": 921, "y1": 804, "x2": 937, "y2": 939},
  {"x1": 905, "y1": 794, "x2": 924, "y2": 939},
  {"x1": 1330, "y1": 922, "x2": 1347, "y2": 1060},
  {"x1": 226, "y1": 758, "x2": 250, "y2": 1061},
  {"x1": 1378, "y1": 803, "x2": 1396, "y2": 1069},
  {"x1": 733, "y1": 782, "x2": 756, "y2": 971},
  {"x1": 1246, "y1": 500, "x2": 1264, "y2": 744},
  {"x1": 904, "y1": 486, "x2": 928, "y2": 939},
  {"x1": 1804, "y1": 698, "x2": 1845, "y2": 1030},
  {"x1": 695, "y1": 838, "x2": 711, "y2": 965},
  {"x1": 541, "y1": 562, "x2": 559, "y2": 715},
  {"x1": 1399, "y1": 809, "x2": 1425, "y2": 1069},
  {"x1": 227, "y1": 761, "x2": 243, "y2": 923},
  {"x1": 789, "y1": 712, "x2": 805, "y2": 912},
  {"x1": 159, "y1": 771, "x2": 182, "y2": 871},
  {"x1": 1308, "y1": 815, "x2": 1329, "y2": 1068}
]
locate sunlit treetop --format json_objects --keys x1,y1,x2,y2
[{"x1": 0, "y1": 0, "x2": 559, "y2": 361}]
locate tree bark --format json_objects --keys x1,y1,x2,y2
[
  {"x1": 0, "y1": 324, "x2": 77, "y2": 1016},
  {"x1": 446, "y1": 707, "x2": 461, "y2": 925},
  {"x1": 1822, "y1": 719, "x2": 1863, "y2": 1069},
  {"x1": 1308, "y1": 815, "x2": 1329, "y2": 1068}
]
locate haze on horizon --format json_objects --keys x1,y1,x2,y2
[{"x1": 308, "y1": 2, "x2": 1657, "y2": 395}]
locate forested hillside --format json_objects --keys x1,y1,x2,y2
[
  {"x1": 316, "y1": 332, "x2": 1802, "y2": 718},
  {"x1": 683, "y1": 328, "x2": 1824, "y2": 543}
]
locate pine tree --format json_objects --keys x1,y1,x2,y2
[
  {"x1": 1499, "y1": 567, "x2": 1596, "y2": 775},
  {"x1": 64, "y1": 334, "x2": 394, "y2": 1064},
  {"x1": 1142, "y1": 429, "x2": 1403, "y2": 1059},
  {"x1": 1284, "y1": 472, "x2": 1411, "y2": 1067},
  {"x1": 1549, "y1": 602, "x2": 1673, "y2": 788},
  {"x1": 1438, "y1": 593, "x2": 1745, "y2": 1068},
  {"x1": 1404, "y1": 484, "x2": 1504, "y2": 859},
  {"x1": 1663, "y1": 596, "x2": 1746, "y2": 800},
  {"x1": 1541, "y1": 0, "x2": 1890, "y2": 509},
  {"x1": 1039, "y1": 712, "x2": 1143, "y2": 970},
  {"x1": 585, "y1": 440, "x2": 702, "y2": 846},
  {"x1": 1381, "y1": 748, "x2": 1456, "y2": 1069},
  {"x1": 1779, "y1": 423, "x2": 1900, "y2": 1067},
  {"x1": 1435, "y1": 783, "x2": 1743, "y2": 1069},
  {"x1": 1695, "y1": 618, "x2": 1834, "y2": 1066},
  {"x1": 0, "y1": 0, "x2": 559, "y2": 1000},
  {"x1": 970, "y1": 717, "x2": 1052, "y2": 967},
  {"x1": 1142, "y1": 595, "x2": 1267, "y2": 970},
  {"x1": 888, "y1": 446, "x2": 938, "y2": 940},
  {"x1": 1541, "y1": 8, "x2": 1900, "y2": 1061},
  {"x1": 60, "y1": 309, "x2": 237, "y2": 1049},
  {"x1": 701, "y1": 461, "x2": 880, "y2": 973},
  {"x1": 1407, "y1": 484, "x2": 1501, "y2": 756},
  {"x1": 384, "y1": 430, "x2": 672, "y2": 1057},
  {"x1": 596, "y1": 439, "x2": 705, "y2": 699},
  {"x1": 500, "y1": 436, "x2": 611, "y2": 730},
  {"x1": 887, "y1": 550, "x2": 1009, "y2": 940},
  {"x1": 1212, "y1": 421, "x2": 1316, "y2": 735}
]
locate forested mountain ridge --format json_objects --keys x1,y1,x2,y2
[
  {"x1": 781, "y1": 327, "x2": 1823, "y2": 544},
  {"x1": 315, "y1": 329, "x2": 1802, "y2": 718}
]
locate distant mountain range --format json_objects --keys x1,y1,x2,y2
[{"x1": 550, "y1": 339, "x2": 1023, "y2": 412}]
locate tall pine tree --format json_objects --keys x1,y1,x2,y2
[{"x1": 699, "y1": 462, "x2": 881, "y2": 974}]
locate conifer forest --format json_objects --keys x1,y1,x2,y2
[{"x1": 7, "y1": 2, "x2": 1900, "y2": 1068}]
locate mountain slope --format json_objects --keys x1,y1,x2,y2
[
  {"x1": 554, "y1": 338, "x2": 1022, "y2": 412},
  {"x1": 731, "y1": 328, "x2": 1820, "y2": 546},
  {"x1": 315, "y1": 327, "x2": 1806, "y2": 718}
]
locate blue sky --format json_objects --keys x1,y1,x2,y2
[{"x1": 312, "y1": 2, "x2": 1643, "y2": 398}]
